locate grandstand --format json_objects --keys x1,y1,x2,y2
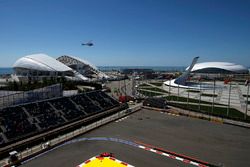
[{"x1": 0, "y1": 90, "x2": 121, "y2": 150}]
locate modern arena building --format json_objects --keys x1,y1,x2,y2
[
  {"x1": 164, "y1": 57, "x2": 249, "y2": 89},
  {"x1": 188, "y1": 62, "x2": 249, "y2": 74},
  {"x1": 12, "y1": 53, "x2": 109, "y2": 82}
]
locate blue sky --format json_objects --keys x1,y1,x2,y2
[{"x1": 0, "y1": 0, "x2": 250, "y2": 67}]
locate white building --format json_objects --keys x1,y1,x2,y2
[
  {"x1": 187, "y1": 62, "x2": 249, "y2": 74},
  {"x1": 164, "y1": 57, "x2": 249, "y2": 89},
  {"x1": 12, "y1": 53, "x2": 108, "y2": 82}
]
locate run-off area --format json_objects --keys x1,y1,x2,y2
[{"x1": 21, "y1": 109, "x2": 250, "y2": 167}]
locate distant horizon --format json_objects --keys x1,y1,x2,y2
[
  {"x1": 1, "y1": 54, "x2": 250, "y2": 68},
  {"x1": 0, "y1": 65, "x2": 187, "y2": 75},
  {"x1": 1, "y1": 64, "x2": 250, "y2": 68}
]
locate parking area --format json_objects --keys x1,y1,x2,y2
[{"x1": 21, "y1": 108, "x2": 250, "y2": 167}]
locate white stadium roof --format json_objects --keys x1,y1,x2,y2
[
  {"x1": 57, "y1": 55, "x2": 109, "y2": 79},
  {"x1": 67, "y1": 55, "x2": 98, "y2": 70},
  {"x1": 186, "y1": 62, "x2": 248, "y2": 74},
  {"x1": 13, "y1": 53, "x2": 72, "y2": 72}
]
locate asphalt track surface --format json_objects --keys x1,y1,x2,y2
[{"x1": 21, "y1": 108, "x2": 250, "y2": 167}]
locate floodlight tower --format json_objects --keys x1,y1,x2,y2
[{"x1": 131, "y1": 72, "x2": 136, "y2": 97}]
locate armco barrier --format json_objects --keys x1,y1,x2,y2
[{"x1": 0, "y1": 103, "x2": 142, "y2": 167}]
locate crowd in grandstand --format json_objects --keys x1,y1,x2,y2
[{"x1": 0, "y1": 90, "x2": 119, "y2": 145}]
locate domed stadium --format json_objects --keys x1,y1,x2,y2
[
  {"x1": 12, "y1": 53, "x2": 108, "y2": 82},
  {"x1": 13, "y1": 53, "x2": 74, "y2": 82},
  {"x1": 187, "y1": 62, "x2": 249, "y2": 74}
]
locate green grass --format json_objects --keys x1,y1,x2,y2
[
  {"x1": 201, "y1": 93, "x2": 218, "y2": 97},
  {"x1": 144, "y1": 87, "x2": 169, "y2": 93},
  {"x1": 139, "y1": 83, "x2": 148, "y2": 87},
  {"x1": 169, "y1": 102, "x2": 250, "y2": 121},
  {"x1": 165, "y1": 95, "x2": 223, "y2": 105},
  {"x1": 186, "y1": 90, "x2": 200, "y2": 93},
  {"x1": 138, "y1": 90, "x2": 164, "y2": 97},
  {"x1": 138, "y1": 84, "x2": 169, "y2": 93},
  {"x1": 140, "y1": 85, "x2": 223, "y2": 106},
  {"x1": 138, "y1": 86, "x2": 152, "y2": 89},
  {"x1": 149, "y1": 82, "x2": 163, "y2": 86}
]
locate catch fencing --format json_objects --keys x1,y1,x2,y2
[{"x1": 0, "y1": 84, "x2": 62, "y2": 109}]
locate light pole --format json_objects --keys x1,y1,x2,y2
[
  {"x1": 187, "y1": 87, "x2": 190, "y2": 109},
  {"x1": 199, "y1": 79, "x2": 201, "y2": 111},
  {"x1": 119, "y1": 79, "x2": 120, "y2": 94},
  {"x1": 168, "y1": 78, "x2": 171, "y2": 97},
  {"x1": 245, "y1": 80, "x2": 249, "y2": 120},
  {"x1": 177, "y1": 83, "x2": 180, "y2": 101},
  {"x1": 227, "y1": 80, "x2": 232, "y2": 117},
  {"x1": 123, "y1": 79, "x2": 127, "y2": 102},
  {"x1": 212, "y1": 79, "x2": 216, "y2": 114},
  {"x1": 169, "y1": 76, "x2": 173, "y2": 101}
]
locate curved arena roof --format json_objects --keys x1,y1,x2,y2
[
  {"x1": 13, "y1": 54, "x2": 72, "y2": 72},
  {"x1": 57, "y1": 55, "x2": 98, "y2": 70},
  {"x1": 186, "y1": 62, "x2": 248, "y2": 74},
  {"x1": 57, "y1": 55, "x2": 109, "y2": 79}
]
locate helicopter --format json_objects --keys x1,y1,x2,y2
[{"x1": 81, "y1": 40, "x2": 94, "y2": 46}]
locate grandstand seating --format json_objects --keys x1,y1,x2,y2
[
  {"x1": 0, "y1": 90, "x2": 120, "y2": 145},
  {"x1": 98, "y1": 92, "x2": 119, "y2": 105},
  {"x1": 0, "y1": 136, "x2": 4, "y2": 145},
  {"x1": 0, "y1": 107, "x2": 37, "y2": 140},
  {"x1": 24, "y1": 102, "x2": 65, "y2": 129},
  {"x1": 50, "y1": 97, "x2": 86, "y2": 121},
  {"x1": 71, "y1": 94, "x2": 102, "y2": 113},
  {"x1": 87, "y1": 92, "x2": 114, "y2": 109},
  {"x1": 25, "y1": 102, "x2": 54, "y2": 117}
]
